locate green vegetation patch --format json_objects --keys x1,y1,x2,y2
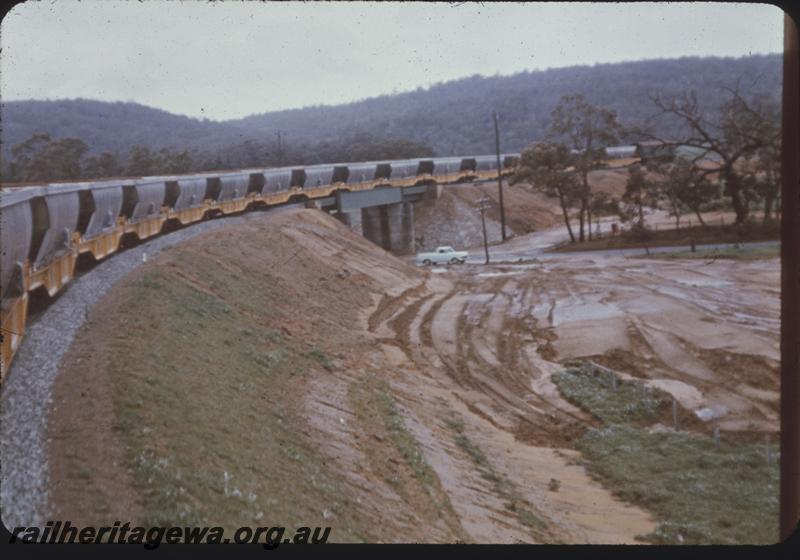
[
  {"x1": 577, "y1": 425, "x2": 779, "y2": 544},
  {"x1": 108, "y1": 253, "x2": 368, "y2": 540},
  {"x1": 553, "y1": 364, "x2": 670, "y2": 426},
  {"x1": 553, "y1": 363, "x2": 779, "y2": 545}
]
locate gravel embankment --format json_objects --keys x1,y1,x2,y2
[{"x1": 0, "y1": 210, "x2": 281, "y2": 527}]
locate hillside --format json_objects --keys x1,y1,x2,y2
[{"x1": 1, "y1": 54, "x2": 781, "y2": 165}]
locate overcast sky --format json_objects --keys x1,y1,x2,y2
[{"x1": 0, "y1": 1, "x2": 784, "y2": 121}]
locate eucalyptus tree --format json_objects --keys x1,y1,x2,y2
[
  {"x1": 643, "y1": 83, "x2": 780, "y2": 224},
  {"x1": 512, "y1": 141, "x2": 582, "y2": 243},
  {"x1": 548, "y1": 93, "x2": 623, "y2": 241}
]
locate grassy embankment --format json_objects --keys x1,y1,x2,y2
[
  {"x1": 105, "y1": 250, "x2": 370, "y2": 539},
  {"x1": 552, "y1": 363, "x2": 779, "y2": 545},
  {"x1": 100, "y1": 232, "x2": 475, "y2": 542},
  {"x1": 549, "y1": 222, "x2": 780, "y2": 254}
]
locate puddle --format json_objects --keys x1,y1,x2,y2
[
  {"x1": 693, "y1": 405, "x2": 729, "y2": 422},
  {"x1": 675, "y1": 278, "x2": 731, "y2": 288},
  {"x1": 644, "y1": 378, "x2": 706, "y2": 410},
  {"x1": 477, "y1": 271, "x2": 525, "y2": 278}
]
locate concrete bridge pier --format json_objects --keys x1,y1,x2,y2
[
  {"x1": 361, "y1": 206, "x2": 386, "y2": 249},
  {"x1": 335, "y1": 209, "x2": 362, "y2": 235},
  {"x1": 362, "y1": 202, "x2": 415, "y2": 255},
  {"x1": 387, "y1": 202, "x2": 414, "y2": 256}
]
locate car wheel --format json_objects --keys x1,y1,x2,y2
[
  {"x1": 423, "y1": 259, "x2": 432, "y2": 266},
  {"x1": 449, "y1": 257, "x2": 460, "y2": 265}
]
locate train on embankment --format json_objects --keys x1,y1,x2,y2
[{"x1": 0, "y1": 153, "x2": 524, "y2": 378}]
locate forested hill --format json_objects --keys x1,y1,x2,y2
[
  {"x1": 1, "y1": 54, "x2": 781, "y2": 162},
  {"x1": 1, "y1": 100, "x2": 247, "y2": 159}
]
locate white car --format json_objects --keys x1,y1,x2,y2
[{"x1": 416, "y1": 246, "x2": 469, "y2": 266}]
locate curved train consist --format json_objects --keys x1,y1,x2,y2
[{"x1": 0, "y1": 153, "x2": 522, "y2": 378}]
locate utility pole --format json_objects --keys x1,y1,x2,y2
[
  {"x1": 492, "y1": 112, "x2": 507, "y2": 241},
  {"x1": 476, "y1": 197, "x2": 491, "y2": 264}
]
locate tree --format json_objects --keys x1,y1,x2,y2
[
  {"x1": 640, "y1": 156, "x2": 720, "y2": 231},
  {"x1": 46, "y1": 138, "x2": 89, "y2": 180},
  {"x1": 643, "y1": 83, "x2": 781, "y2": 224},
  {"x1": 654, "y1": 163, "x2": 689, "y2": 231},
  {"x1": 155, "y1": 147, "x2": 194, "y2": 174},
  {"x1": 171, "y1": 150, "x2": 193, "y2": 174},
  {"x1": 10, "y1": 132, "x2": 53, "y2": 181},
  {"x1": 82, "y1": 151, "x2": 122, "y2": 179},
  {"x1": 666, "y1": 159, "x2": 718, "y2": 227},
  {"x1": 548, "y1": 93, "x2": 623, "y2": 241},
  {"x1": 9, "y1": 133, "x2": 88, "y2": 181},
  {"x1": 125, "y1": 145, "x2": 156, "y2": 176},
  {"x1": 748, "y1": 130, "x2": 781, "y2": 224},
  {"x1": 622, "y1": 164, "x2": 651, "y2": 226},
  {"x1": 512, "y1": 141, "x2": 581, "y2": 243}
]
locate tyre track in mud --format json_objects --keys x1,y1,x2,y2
[
  {"x1": 364, "y1": 267, "x2": 658, "y2": 543},
  {"x1": 372, "y1": 272, "x2": 595, "y2": 444}
]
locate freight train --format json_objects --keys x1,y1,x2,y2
[{"x1": 0, "y1": 153, "x2": 521, "y2": 377}]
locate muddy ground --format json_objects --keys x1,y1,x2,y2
[{"x1": 43, "y1": 204, "x2": 779, "y2": 543}]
